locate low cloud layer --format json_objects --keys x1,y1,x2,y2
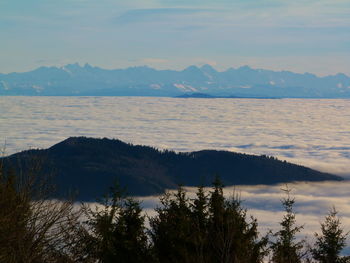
[
  {"x1": 1, "y1": 97, "x2": 349, "y2": 177},
  {"x1": 3, "y1": 96, "x2": 347, "y2": 251}
]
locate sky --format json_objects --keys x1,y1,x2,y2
[{"x1": 1, "y1": 0, "x2": 350, "y2": 75}]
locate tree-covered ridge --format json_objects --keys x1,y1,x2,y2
[{"x1": 2, "y1": 137, "x2": 342, "y2": 201}]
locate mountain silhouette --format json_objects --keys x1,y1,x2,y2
[
  {"x1": 2, "y1": 137, "x2": 342, "y2": 201},
  {"x1": 1, "y1": 64, "x2": 350, "y2": 98}
]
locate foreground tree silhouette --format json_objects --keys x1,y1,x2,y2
[
  {"x1": 4, "y1": 150, "x2": 350, "y2": 263},
  {"x1": 0, "y1": 158, "x2": 82, "y2": 263},
  {"x1": 312, "y1": 207, "x2": 349, "y2": 263},
  {"x1": 150, "y1": 186, "x2": 195, "y2": 263},
  {"x1": 190, "y1": 185, "x2": 210, "y2": 262},
  {"x1": 150, "y1": 179, "x2": 268, "y2": 263},
  {"x1": 270, "y1": 187, "x2": 305, "y2": 263},
  {"x1": 208, "y1": 177, "x2": 268, "y2": 263},
  {"x1": 82, "y1": 184, "x2": 152, "y2": 263}
]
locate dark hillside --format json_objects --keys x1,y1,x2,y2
[{"x1": 2, "y1": 137, "x2": 343, "y2": 200}]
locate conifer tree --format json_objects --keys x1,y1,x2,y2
[
  {"x1": 208, "y1": 177, "x2": 268, "y2": 263},
  {"x1": 207, "y1": 177, "x2": 227, "y2": 262},
  {"x1": 150, "y1": 186, "x2": 194, "y2": 263},
  {"x1": 82, "y1": 184, "x2": 124, "y2": 262},
  {"x1": 270, "y1": 187, "x2": 305, "y2": 263},
  {"x1": 111, "y1": 198, "x2": 152, "y2": 263},
  {"x1": 312, "y1": 207, "x2": 348, "y2": 263},
  {"x1": 190, "y1": 185, "x2": 209, "y2": 263},
  {"x1": 82, "y1": 184, "x2": 152, "y2": 263}
]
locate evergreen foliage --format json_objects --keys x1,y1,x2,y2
[
  {"x1": 191, "y1": 185, "x2": 210, "y2": 262},
  {"x1": 150, "y1": 186, "x2": 195, "y2": 262},
  {"x1": 312, "y1": 207, "x2": 349, "y2": 263},
  {"x1": 207, "y1": 177, "x2": 268, "y2": 263},
  {"x1": 81, "y1": 184, "x2": 152, "y2": 263},
  {"x1": 270, "y1": 187, "x2": 305, "y2": 263},
  {"x1": 150, "y1": 178, "x2": 268, "y2": 263}
]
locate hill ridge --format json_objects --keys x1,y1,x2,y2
[{"x1": 2, "y1": 137, "x2": 343, "y2": 201}]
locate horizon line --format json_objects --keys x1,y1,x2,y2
[{"x1": 2, "y1": 62, "x2": 349, "y2": 78}]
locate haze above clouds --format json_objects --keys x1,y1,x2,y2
[{"x1": 1, "y1": 0, "x2": 350, "y2": 75}]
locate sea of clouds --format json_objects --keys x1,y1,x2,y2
[
  {"x1": 2, "y1": 96, "x2": 350, "y2": 251},
  {"x1": 1, "y1": 96, "x2": 349, "y2": 175}
]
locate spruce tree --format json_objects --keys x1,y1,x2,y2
[
  {"x1": 150, "y1": 186, "x2": 194, "y2": 263},
  {"x1": 111, "y1": 198, "x2": 152, "y2": 263},
  {"x1": 208, "y1": 177, "x2": 268, "y2": 263},
  {"x1": 207, "y1": 177, "x2": 227, "y2": 262},
  {"x1": 190, "y1": 185, "x2": 209, "y2": 263},
  {"x1": 83, "y1": 184, "x2": 151, "y2": 263},
  {"x1": 312, "y1": 207, "x2": 348, "y2": 263},
  {"x1": 270, "y1": 187, "x2": 304, "y2": 263}
]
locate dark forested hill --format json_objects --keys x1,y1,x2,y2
[{"x1": 1, "y1": 137, "x2": 343, "y2": 200}]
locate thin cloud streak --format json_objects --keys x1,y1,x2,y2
[{"x1": 114, "y1": 8, "x2": 208, "y2": 25}]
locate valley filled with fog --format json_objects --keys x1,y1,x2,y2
[
  {"x1": 2, "y1": 96, "x2": 350, "y2": 249},
  {"x1": 1, "y1": 96, "x2": 349, "y2": 176}
]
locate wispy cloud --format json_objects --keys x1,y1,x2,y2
[{"x1": 114, "y1": 8, "x2": 207, "y2": 25}]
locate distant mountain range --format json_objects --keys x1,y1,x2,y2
[
  {"x1": 1, "y1": 63, "x2": 350, "y2": 98},
  {"x1": 2, "y1": 137, "x2": 342, "y2": 200}
]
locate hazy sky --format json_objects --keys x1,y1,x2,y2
[{"x1": 1, "y1": 0, "x2": 350, "y2": 75}]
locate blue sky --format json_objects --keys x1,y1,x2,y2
[{"x1": 1, "y1": 0, "x2": 350, "y2": 75}]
